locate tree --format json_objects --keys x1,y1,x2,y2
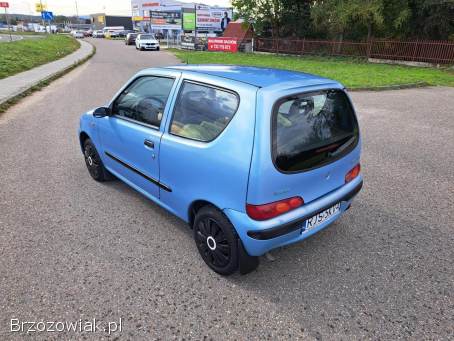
[
  {"x1": 311, "y1": 0, "x2": 385, "y2": 42},
  {"x1": 231, "y1": 0, "x2": 285, "y2": 37}
]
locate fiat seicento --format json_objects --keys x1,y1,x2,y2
[{"x1": 78, "y1": 65, "x2": 362, "y2": 275}]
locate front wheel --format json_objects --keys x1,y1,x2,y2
[
  {"x1": 156, "y1": 47, "x2": 160, "y2": 51},
  {"x1": 193, "y1": 206, "x2": 239, "y2": 275},
  {"x1": 83, "y1": 138, "x2": 112, "y2": 182}
]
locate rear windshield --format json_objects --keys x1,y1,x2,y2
[{"x1": 272, "y1": 89, "x2": 359, "y2": 172}]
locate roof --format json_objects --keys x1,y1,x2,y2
[
  {"x1": 223, "y1": 22, "x2": 253, "y2": 42},
  {"x1": 165, "y1": 65, "x2": 335, "y2": 88}
]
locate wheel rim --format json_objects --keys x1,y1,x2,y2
[
  {"x1": 84, "y1": 144, "x2": 101, "y2": 178},
  {"x1": 195, "y1": 217, "x2": 231, "y2": 269}
]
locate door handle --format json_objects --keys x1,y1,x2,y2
[{"x1": 144, "y1": 139, "x2": 154, "y2": 149}]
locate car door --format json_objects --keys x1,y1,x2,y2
[{"x1": 97, "y1": 72, "x2": 180, "y2": 199}]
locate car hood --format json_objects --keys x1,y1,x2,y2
[{"x1": 139, "y1": 39, "x2": 159, "y2": 43}]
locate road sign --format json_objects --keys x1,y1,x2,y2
[
  {"x1": 41, "y1": 11, "x2": 54, "y2": 21},
  {"x1": 0, "y1": 2, "x2": 9, "y2": 8},
  {"x1": 35, "y1": 3, "x2": 47, "y2": 12}
]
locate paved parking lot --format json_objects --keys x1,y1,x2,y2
[{"x1": 0, "y1": 38, "x2": 453, "y2": 340}]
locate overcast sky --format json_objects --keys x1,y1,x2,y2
[{"x1": 8, "y1": 0, "x2": 232, "y2": 16}]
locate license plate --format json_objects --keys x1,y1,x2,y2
[{"x1": 302, "y1": 203, "x2": 341, "y2": 233}]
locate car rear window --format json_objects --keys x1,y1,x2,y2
[{"x1": 272, "y1": 89, "x2": 359, "y2": 172}]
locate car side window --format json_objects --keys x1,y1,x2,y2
[
  {"x1": 170, "y1": 81, "x2": 239, "y2": 142},
  {"x1": 112, "y1": 76, "x2": 174, "y2": 128}
]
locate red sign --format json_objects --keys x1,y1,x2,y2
[
  {"x1": 208, "y1": 37, "x2": 238, "y2": 53},
  {"x1": 0, "y1": 2, "x2": 9, "y2": 8}
]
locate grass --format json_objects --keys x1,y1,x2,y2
[
  {"x1": 170, "y1": 49, "x2": 454, "y2": 89},
  {"x1": 0, "y1": 34, "x2": 80, "y2": 79},
  {"x1": 0, "y1": 44, "x2": 95, "y2": 114}
]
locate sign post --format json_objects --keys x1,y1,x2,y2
[{"x1": 0, "y1": 2, "x2": 11, "y2": 41}]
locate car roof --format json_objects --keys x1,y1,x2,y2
[{"x1": 163, "y1": 64, "x2": 337, "y2": 88}]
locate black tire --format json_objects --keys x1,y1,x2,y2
[
  {"x1": 156, "y1": 47, "x2": 160, "y2": 51},
  {"x1": 83, "y1": 138, "x2": 112, "y2": 182},
  {"x1": 193, "y1": 206, "x2": 239, "y2": 275},
  {"x1": 140, "y1": 46, "x2": 144, "y2": 51}
]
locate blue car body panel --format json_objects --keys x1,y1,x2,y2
[{"x1": 78, "y1": 65, "x2": 362, "y2": 257}]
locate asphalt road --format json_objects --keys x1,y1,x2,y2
[{"x1": 0, "y1": 38, "x2": 453, "y2": 340}]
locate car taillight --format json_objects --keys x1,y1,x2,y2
[
  {"x1": 246, "y1": 196, "x2": 304, "y2": 221},
  {"x1": 345, "y1": 163, "x2": 361, "y2": 183}
]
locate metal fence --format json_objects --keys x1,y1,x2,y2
[{"x1": 255, "y1": 38, "x2": 454, "y2": 64}]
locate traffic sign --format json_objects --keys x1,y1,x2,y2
[
  {"x1": 35, "y1": 3, "x2": 47, "y2": 12},
  {"x1": 41, "y1": 11, "x2": 54, "y2": 21},
  {"x1": 0, "y1": 2, "x2": 9, "y2": 8}
]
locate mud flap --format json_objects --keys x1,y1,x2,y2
[{"x1": 238, "y1": 239, "x2": 259, "y2": 275}]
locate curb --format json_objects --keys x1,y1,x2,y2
[
  {"x1": 0, "y1": 39, "x2": 96, "y2": 114},
  {"x1": 348, "y1": 82, "x2": 431, "y2": 92}
]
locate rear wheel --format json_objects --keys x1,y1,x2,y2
[
  {"x1": 193, "y1": 206, "x2": 239, "y2": 275},
  {"x1": 83, "y1": 138, "x2": 112, "y2": 182}
]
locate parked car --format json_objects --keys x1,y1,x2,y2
[
  {"x1": 78, "y1": 66, "x2": 362, "y2": 275},
  {"x1": 72, "y1": 31, "x2": 84, "y2": 39},
  {"x1": 125, "y1": 32, "x2": 138, "y2": 45},
  {"x1": 135, "y1": 34, "x2": 160, "y2": 51},
  {"x1": 92, "y1": 30, "x2": 104, "y2": 38}
]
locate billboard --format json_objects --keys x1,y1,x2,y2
[
  {"x1": 149, "y1": 10, "x2": 181, "y2": 26},
  {"x1": 182, "y1": 8, "x2": 195, "y2": 31},
  {"x1": 195, "y1": 5, "x2": 232, "y2": 31}
]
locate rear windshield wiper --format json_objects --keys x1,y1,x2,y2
[{"x1": 328, "y1": 135, "x2": 356, "y2": 157}]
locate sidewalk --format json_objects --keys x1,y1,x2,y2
[{"x1": 0, "y1": 39, "x2": 94, "y2": 105}]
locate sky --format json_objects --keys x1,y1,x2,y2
[{"x1": 7, "y1": 0, "x2": 232, "y2": 16}]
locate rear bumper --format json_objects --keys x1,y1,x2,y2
[{"x1": 224, "y1": 176, "x2": 363, "y2": 256}]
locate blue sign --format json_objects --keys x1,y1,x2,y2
[{"x1": 41, "y1": 11, "x2": 53, "y2": 21}]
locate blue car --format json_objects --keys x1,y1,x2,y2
[{"x1": 79, "y1": 65, "x2": 362, "y2": 275}]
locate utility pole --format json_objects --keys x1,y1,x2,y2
[
  {"x1": 194, "y1": 4, "x2": 197, "y2": 50},
  {"x1": 4, "y1": 6, "x2": 12, "y2": 41}
]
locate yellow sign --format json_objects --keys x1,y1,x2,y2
[
  {"x1": 98, "y1": 15, "x2": 105, "y2": 23},
  {"x1": 35, "y1": 3, "x2": 47, "y2": 12},
  {"x1": 132, "y1": 16, "x2": 144, "y2": 21}
]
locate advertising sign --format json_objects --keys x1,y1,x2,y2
[
  {"x1": 196, "y1": 5, "x2": 232, "y2": 31},
  {"x1": 182, "y1": 8, "x2": 195, "y2": 31},
  {"x1": 149, "y1": 10, "x2": 181, "y2": 26},
  {"x1": 208, "y1": 37, "x2": 238, "y2": 52},
  {"x1": 0, "y1": 2, "x2": 9, "y2": 8}
]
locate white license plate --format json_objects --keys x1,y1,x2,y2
[{"x1": 303, "y1": 203, "x2": 341, "y2": 233}]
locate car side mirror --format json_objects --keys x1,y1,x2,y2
[{"x1": 93, "y1": 107, "x2": 111, "y2": 118}]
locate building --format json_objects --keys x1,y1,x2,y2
[
  {"x1": 90, "y1": 14, "x2": 133, "y2": 30},
  {"x1": 131, "y1": 0, "x2": 232, "y2": 38}
]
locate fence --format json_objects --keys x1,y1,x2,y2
[{"x1": 255, "y1": 38, "x2": 454, "y2": 64}]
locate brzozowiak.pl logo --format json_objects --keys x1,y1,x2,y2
[{"x1": 10, "y1": 318, "x2": 122, "y2": 335}]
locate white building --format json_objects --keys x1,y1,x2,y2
[{"x1": 131, "y1": 0, "x2": 232, "y2": 37}]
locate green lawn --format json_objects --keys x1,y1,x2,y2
[
  {"x1": 0, "y1": 34, "x2": 80, "y2": 79},
  {"x1": 170, "y1": 50, "x2": 454, "y2": 89}
]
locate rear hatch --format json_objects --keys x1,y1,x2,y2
[{"x1": 247, "y1": 88, "x2": 360, "y2": 207}]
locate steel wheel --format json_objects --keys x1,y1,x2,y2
[
  {"x1": 84, "y1": 143, "x2": 102, "y2": 179},
  {"x1": 195, "y1": 217, "x2": 231, "y2": 268},
  {"x1": 83, "y1": 138, "x2": 112, "y2": 182},
  {"x1": 193, "y1": 206, "x2": 239, "y2": 275}
]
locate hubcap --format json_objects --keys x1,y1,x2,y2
[
  {"x1": 206, "y1": 236, "x2": 216, "y2": 250},
  {"x1": 195, "y1": 218, "x2": 230, "y2": 268}
]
